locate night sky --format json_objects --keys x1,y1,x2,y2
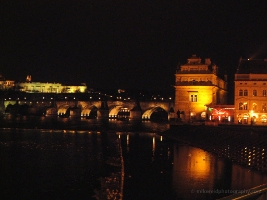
[{"x1": 1, "y1": 1, "x2": 267, "y2": 96}]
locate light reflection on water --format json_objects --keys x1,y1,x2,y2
[
  {"x1": 119, "y1": 131, "x2": 267, "y2": 200},
  {"x1": 0, "y1": 114, "x2": 170, "y2": 133},
  {"x1": 1, "y1": 116, "x2": 267, "y2": 199}
]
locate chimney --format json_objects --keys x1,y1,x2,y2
[
  {"x1": 205, "y1": 58, "x2": 211, "y2": 65},
  {"x1": 212, "y1": 65, "x2": 218, "y2": 75}
]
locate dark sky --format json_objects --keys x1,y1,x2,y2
[{"x1": 1, "y1": 1, "x2": 267, "y2": 93}]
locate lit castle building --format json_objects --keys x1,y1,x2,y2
[
  {"x1": 0, "y1": 74, "x2": 15, "y2": 90},
  {"x1": 174, "y1": 55, "x2": 228, "y2": 121},
  {"x1": 16, "y1": 75, "x2": 87, "y2": 93}
]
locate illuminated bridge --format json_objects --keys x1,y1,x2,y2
[{"x1": 4, "y1": 99, "x2": 175, "y2": 121}]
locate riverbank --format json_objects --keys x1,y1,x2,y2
[{"x1": 162, "y1": 124, "x2": 267, "y2": 173}]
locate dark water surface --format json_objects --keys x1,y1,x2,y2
[{"x1": 1, "y1": 115, "x2": 267, "y2": 199}]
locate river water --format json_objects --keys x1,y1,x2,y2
[{"x1": 1, "y1": 115, "x2": 267, "y2": 199}]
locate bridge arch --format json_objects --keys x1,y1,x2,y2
[
  {"x1": 58, "y1": 104, "x2": 70, "y2": 117},
  {"x1": 142, "y1": 106, "x2": 168, "y2": 120},
  {"x1": 81, "y1": 105, "x2": 98, "y2": 118},
  {"x1": 109, "y1": 105, "x2": 130, "y2": 119}
]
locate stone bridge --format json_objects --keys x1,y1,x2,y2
[
  {"x1": 50, "y1": 100, "x2": 175, "y2": 120},
  {"x1": 3, "y1": 100, "x2": 175, "y2": 120}
]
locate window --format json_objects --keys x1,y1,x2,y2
[
  {"x1": 262, "y1": 103, "x2": 266, "y2": 111},
  {"x1": 244, "y1": 90, "x2": 248, "y2": 96},
  {"x1": 253, "y1": 90, "x2": 257, "y2": 96},
  {"x1": 243, "y1": 103, "x2": 248, "y2": 110},
  {"x1": 239, "y1": 102, "x2": 248, "y2": 110},
  {"x1": 263, "y1": 90, "x2": 267, "y2": 96},
  {"x1": 239, "y1": 89, "x2": 243, "y2": 96},
  {"x1": 190, "y1": 94, "x2": 197, "y2": 102},
  {"x1": 239, "y1": 102, "x2": 243, "y2": 110}
]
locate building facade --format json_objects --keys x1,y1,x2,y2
[
  {"x1": 174, "y1": 55, "x2": 228, "y2": 121},
  {"x1": 15, "y1": 76, "x2": 87, "y2": 93},
  {"x1": 0, "y1": 74, "x2": 15, "y2": 90},
  {"x1": 16, "y1": 82, "x2": 87, "y2": 93},
  {"x1": 234, "y1": 58, "x2": 267, "y2": 125}
]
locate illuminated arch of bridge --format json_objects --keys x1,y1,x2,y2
[
  {"x1": 57, "y1": 104, "x2": 70, "y2": 117},
  {"x1": 81, "y1": 105, "x2": 98, "y2": 118},
  {"x1": 142, "y1": 106, "x2": 168, "y2": 120}
]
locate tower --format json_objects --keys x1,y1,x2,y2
[
  {"x1": 26, "y1": 75, "x2": 31, "y2": 82},
  {"x1": 174, "y1": 55, "x2": 228, "y2": 121}
]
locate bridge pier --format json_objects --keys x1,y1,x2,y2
[
  {"x1": 98, "y1": 101, "x2": 109, "y2": 119},
  {"x1": 97, "y1": 109, "x2": 109, "y2": 119},
  {"x1": 129, "y1": 100, "x2": 142, "y2": 120},
  {"x1": 130, "y1": 110, "x2": 142, "y2": 120},
  {"x1": 70, "y1": 107, "x2": 81, "y2": 117}
]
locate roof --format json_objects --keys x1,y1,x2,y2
[{"x1": 237, "y1": 59, "x2": 267, "y2": 74}]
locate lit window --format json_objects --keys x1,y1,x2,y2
[
  {"x1": 239, "y1": 102, "x2": 243, "y2": 110},
  {"x1": 243, "y1": 103, "x2": 248, "y2": 110},
  {"x1": 239, "y1": 89, "x2": 243, "y2": 96},
  {"x1": 190, "y1": 94, "x2": 197, "y2": 102}
]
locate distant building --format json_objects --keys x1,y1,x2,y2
[
  {"x1": 234, "y1": 58, "x2": 267, "y2": 125},
  {"x1": 16, "y1": 75, "x2": 87, "y2": 93},
  {"x1": 0, "y1": 74, "x2": 15, "y2": 90},
  {"x1": 174, "y1": 55, "x2": 228, "y2": 121}
]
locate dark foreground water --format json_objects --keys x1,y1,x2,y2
[{"x1": 1, "y1": 115, "x2": 267, "y2": 199}]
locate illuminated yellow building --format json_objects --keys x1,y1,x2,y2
[
  {"x1": 16, "y1": 82, "x2": 87, "y2": 93},
  {"x1": 16, "y1": 76, "x2": 87, "y2": 93},
  {"x1": 0, "y1": 74, "x2": 15, "y2": 90},
  {"x1": 174, "y1": 55, "x2": 227, "y2": 121},
  {"x1": 234, "y1": 58, "x2": 267, "y2": 125}
]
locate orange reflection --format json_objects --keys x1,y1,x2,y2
[
  {"x1": 172, "y1": 145, "x2": 214, "y2": 194},
  {"x1": 187, "y1": 148, "x2": 210, "y2": 177}
]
